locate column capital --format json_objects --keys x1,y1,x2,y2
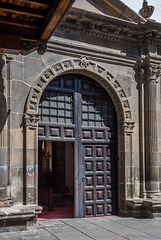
[
  {"x1": 121, "y1": 121, "x2": 135, "y2": 134},
  {"x1": 24, "y1": 113, "x2": 39, "y2": 128},
  {"x1": 146, "y1": 65, "x2": 161, "y2": 82}
]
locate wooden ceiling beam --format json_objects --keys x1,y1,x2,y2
[
  {"x1": 0, "y1": 7, "x2": 45, "y2": 19},
  {"x1": 0, "y1": 33, "x2": 21, "y2": 54},
  {"x1": 0, "y1": 18, "x2": 39, "y2": 29},
  {"x1": 0, "y1": 0, "x2": 76, "y2": 55},
  {"x1": 17, "y1": 0, "x2": 52, "y2": 7},
  {"x1": 0, "y1": 3, "x2": 47, "y2": 18},
  {"x1": 40, "y1": 0, "x2": 75, "y2": 41}
]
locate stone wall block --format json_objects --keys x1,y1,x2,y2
[
  {"x1": 11, "y1": 129, "x2": 23, "y2": 149},
  {"x1": 10, "y1": 167, "x2": 23, "y2": 202},
  {"x1": 26, "y1": 187, "x2": 37, "y2": 204},
  {"x1": 10, "y1": 148, "x2": 23, "y2": 167},
  {"x1": 24, "y1": 57, "x2": 47, "y2": 86},
  {"x1": 11, "y1": 80, "x2": 30, "y2": 114},
  {"x1": 10, "y1": 113, "x2": 23, "y2": 129},
  {"x1": 0, "y1": 188, "x2": 7, "y2": 199},
  {"x1": 10, "y1": 61, "x2": 23, "y2": 81},
  {"x1": 115, "y1": 74, "x2": 132, "y2": 97},
  {"x1": 0, "y1": 149, "x2": 7, "y2": 166}
]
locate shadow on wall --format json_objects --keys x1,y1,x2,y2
[{"x1": 0, "y1": 55, "x2": 8, "y2": 134}]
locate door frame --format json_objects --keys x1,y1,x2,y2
[{"x1": 24, "y1": 58, "x2": 134, "y2": 217}]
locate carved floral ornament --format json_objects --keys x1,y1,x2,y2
[{"x1": 26, "y1": 57, "x2": 132, "y2": 125}]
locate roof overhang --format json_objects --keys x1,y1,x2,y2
[{"x1": 0, "y1": 0, "x2": 75, "y2": 55}]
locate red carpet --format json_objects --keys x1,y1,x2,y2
[{"x1": 38, "y1": 206, "x2": 74, "y2": 220}]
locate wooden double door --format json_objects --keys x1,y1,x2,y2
[{"x1": 38, "y1": 74, "x2": 118, "y2": 217}]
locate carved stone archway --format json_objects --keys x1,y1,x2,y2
[{"x1": 24, "y1": 57, "x2": 135, "y2": 216}]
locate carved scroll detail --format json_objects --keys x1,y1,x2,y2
[{"x1": 20, "y1": 41, "x2": 47, "y2": 55}]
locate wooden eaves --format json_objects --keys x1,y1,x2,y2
[{"x1": 0, "y1": 0, "x2": 75, "y2": 55}]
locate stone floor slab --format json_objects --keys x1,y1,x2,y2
[{"x1": 0, "y1": 216, "x2": 161, "y2": 240}]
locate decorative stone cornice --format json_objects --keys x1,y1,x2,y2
[
  {"x1": 58, "y1": 10, "x2": 161, "y2": 49},
  {"x1": 24, "y1": 113, "x2": 39, "y2": 128},
  {"x1": 59, "y1": 18, "x2": 138, "y2": 47}
]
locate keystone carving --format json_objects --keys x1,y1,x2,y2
[{"x1": 79, "y1": 56, "x2": 89, "y2": 69}]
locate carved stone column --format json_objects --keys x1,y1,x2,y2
[
  {"x1": 144, "y1": 64, "x2": 161, "y2": 198},
  {"x1": 0, "y1": 55, "x2": 8, "y2": 205},
  {"x1": 24, "y1": 113, "x2": 39, "y2": 205},
  {"x1": 123, "y1": 122, "x2": 135, "y2": 199},
  {"x1": 119, "y1": 121, "x2": 135, "y2": 215},
  {"x1": 0, "y1": 55, "x2": 14, "y2": 207}
]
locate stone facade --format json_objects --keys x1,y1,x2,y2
[{"x1": 1, "y1": 0, "x2": 161, "y2": 230}]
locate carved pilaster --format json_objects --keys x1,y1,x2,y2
[
  {"x1": 24, "y1": 112, "x2": 39, "y2": 204},
  {"x1": 120, "y1": 121, "x2": 135, "y2": 199},
  {"x1": 144, "y1": 60, "x2": 161, "y2": 198}
]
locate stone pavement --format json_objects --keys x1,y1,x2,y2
[{"x1": 0, "y1": 216, "x2": 161, "y2": 240}]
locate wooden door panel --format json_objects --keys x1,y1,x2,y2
[{"x1": 84, "y1": 144, "x2": 114, "y2": 217}]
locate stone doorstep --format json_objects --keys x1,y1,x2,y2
[
  {"x1": 126, "y1": 199, "x2": 161, "y2": 218},
  {"x1": 0, "y1": 205, "x2": 42, "y2": 231}
]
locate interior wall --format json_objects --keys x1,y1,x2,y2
[{"x1": 65, "y1": 142, "x2": 74, "y2": 193}]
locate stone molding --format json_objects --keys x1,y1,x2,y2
[
  {"x1": 48, "y1": 37, "x2": 137, "y2": 67},
  {"x1": 25, "y1": 57, "x2": 133, "y2": 123}
]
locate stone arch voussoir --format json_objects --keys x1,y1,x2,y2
[{"x1": 25, "y1": 57, "x2": 132, "y2": 123}]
